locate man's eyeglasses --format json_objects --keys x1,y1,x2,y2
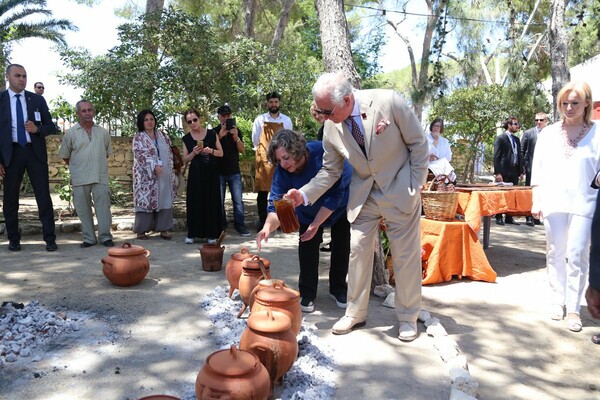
[
  {"x1": 535, "y1": 119, "x2": 546, "y2": 122},
  {"x1": 315, "y1": 105, "x2": 337, "y2": 116},
  {"x1": 36, "y1": 86, "x2": 44, "y2": 89},
  {"x1": 511, "y1": 122, "x2": 520, "y2": 126},
  {"x1": 187, "y1": 117, "x2": 199, "y2": 124}
]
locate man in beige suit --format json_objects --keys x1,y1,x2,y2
[{"x1": 287, "y1": 72, "x2": 429, "y2": 341}]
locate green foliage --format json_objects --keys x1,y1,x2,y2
[
  {"x1": 429, "y1": 84, "x2": 550, "y2": 183},
  {"x1": 109, "y1": 177, "x2": 129, "y2": 207},
  {"x1": 49, "y1": 96, "x2": 77, "y2": 133},
  {"x1": 54, "y1": 166, "x2": 74, "y2": 214},
  {"x1": 0, "y1": 0, "x2": 76, "y2": 71}
]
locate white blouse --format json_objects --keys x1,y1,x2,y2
[
  {"x1": 427, "y1": 133, "x2": 452, "y2": 162},
  {"x1": 531, "y1": 121, "x2": 600, "y2": 218}
]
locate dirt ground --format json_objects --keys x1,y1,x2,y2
[{"x1": 1, "y1": 193, "x2": 600, "y2": 399}]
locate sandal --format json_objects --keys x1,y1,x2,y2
[
  {"x1": 136, "y1": 234, "x2": 148, "y2": 240},
  {"x1": 566, "y1": 312, "x2": 582, "y2": 332},
  {"x1": 160, "y1": 232, "x2": 172, "y2": 240},
  {"x1": 592, "y1": 333, "x2": 600, "y2": 345}
]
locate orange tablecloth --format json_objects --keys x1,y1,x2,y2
[
  {"x1": 421, "y1": 218, "x2": 497, "y2": 285},
  {"x1": 456, "y1": 188, "x2": 533, "y2": 234}
]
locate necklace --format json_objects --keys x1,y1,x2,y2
[{"x1": 561, "y1": 121, "x2": 589, "y2": 157}]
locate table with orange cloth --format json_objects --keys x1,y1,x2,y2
[
  {"x1": 421, "y1": 218, "x2": 497, "y2": 285},
  {"x1": 456, "y1": 187, "x2": 533, "y2": 248}
]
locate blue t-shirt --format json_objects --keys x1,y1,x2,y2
[{"x1": 268, "y1": 141, "x2": 351, "y2": 227}]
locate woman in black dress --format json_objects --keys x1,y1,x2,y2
[{"x1": 181, "y1": 109, "x2": 223, "y2": 244}]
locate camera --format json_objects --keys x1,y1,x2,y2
[{"x1": 225, "y1": 118, "x2": 236, "y2": 131}]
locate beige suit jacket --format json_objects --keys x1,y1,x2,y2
[{"x1": 301, "y1": 89, "x2": 429, "y2": 223}]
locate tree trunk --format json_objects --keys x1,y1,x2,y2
[
  {"x1": 271, "y1": 0, "x2": 296, "y2": 49},
  {"x1": 242, "y1": 0, "x2": 257, "y2": 38},
  {"x1": 314, "y1": 0, "x2": 361, "y2": 88},
  {"x1": 548, "y1": 0, "x2": 570, "y2": 122},
  {"x1": 372, "y1": 233, "x2": 389, "y2": 289}
]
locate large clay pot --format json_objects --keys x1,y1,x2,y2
[
  {"x1": 239, "y1": 309, "x2": 298, "y2": 388},
  {"x1": 101, "y1": 242, "x2": 150, "y2": 287},
  {"x1": 199, "y1": 244, "x2": 225, "y2": 272},
  {"x1": 226, "y1": 247, "x2": 253, "y2": 298},
  {"x1": 251, "y1": 281, "x2": 302, "y2": 335},
  {"x1": 248, "y1": 279, "x2": 285, "y2": 311},
  {"x1": 238, "y1": 255, "x2": 271, "y2": 318},
  {"x1": 195, "y1": 344, "x2": 270, "y2": 400}
]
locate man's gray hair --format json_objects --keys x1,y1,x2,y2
[
  {"x1": 75, "y1": 99, "x2": 93, "y2": 112},
  {"x1": 312, "y1": 71, "x2": 354, "y2": 106}
]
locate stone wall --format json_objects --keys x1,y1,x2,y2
[
  {"x1": 46, "y1": 135, "x2": 134, "y2": 189},
  {"x1": 46, "y1": 135, "x2": 257, "y2": 193}
]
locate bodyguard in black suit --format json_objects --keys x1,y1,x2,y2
[
  {"x1": 493, "y1": 116, "x2": 523, "y2": 225},
  {"x1": 0, "y1": 64, "x2": 57, "y2": 251},
  {"x1": 521, "y1": 112, "x2": 547, "y2": 226}
]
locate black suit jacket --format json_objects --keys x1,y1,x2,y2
[
  {"x1": 493, "y1": 132, "x2": 523, "y2": 182},
  {"x1": 0, "y1": 89, "x2": 56, "y2": 168},
  {"x1": 520, "y1": 127, "x2": 538, "y2": 175}
]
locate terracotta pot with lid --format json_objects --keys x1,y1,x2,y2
[
  {"x1": 237, "y1": 255, "x2": 271, "y2": 318},
  {"x1": 251, "y1": 281, "x2": 301, "y2": 335},
  {"x1": 101, "y1": 242, "x2": 150, "y2": 287},
  {"x1": 195, "y1": 344, "x2": 270, "y2": 400},
  {"x1": 240, "y1": 309, "x2": 298, "y2": 388},
  {"x1": 225, "y1": 247, "x2": 253, "y2": 298}
]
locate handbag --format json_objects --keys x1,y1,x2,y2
[{"x1": 171, "y1": 145, "x2": 183, "y2": 175}]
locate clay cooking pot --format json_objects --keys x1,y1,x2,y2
[
  {"x1": 240, "y1": 309, "x2": 298, "y2": 388},
  {"x1": 101, "y1": 242, "x2": 150, "y2": 287},
  {"x1": 195, "y1": 344, "x2": 270, "y2": 400},
  {"x1": 251, "y1": 281, "x2": 301, "y2": 335},
  {"x1": 237, "y1": 255, "x2": 271, "y2": 317},
  {"x1": 225, "y1": 247, "x2": 253, "y2": 298}
]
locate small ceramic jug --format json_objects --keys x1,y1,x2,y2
[
  {"x1": 199, "y1": 244, "x2": 225, "y2": 272},
  {"x1": 237, "y1": 255, "x2": 271, "y2": 318}
]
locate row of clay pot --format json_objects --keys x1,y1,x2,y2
[{"x1": 196, "y1": 249, "x2": 302, "y2": 400}]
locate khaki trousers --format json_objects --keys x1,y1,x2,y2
[
  {"x1": 73, "y1": 183, "x2": 113, "y2": 244},
  {"x1": 346, "y1": 184, "x2": 422, "y2": 323}
]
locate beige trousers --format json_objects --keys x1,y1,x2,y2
[{"x1": 346, "y1": 184, "x2": 422, "y2": 323}]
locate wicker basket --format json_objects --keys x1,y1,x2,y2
[{"x1": 422, "y1": 175, "x2": 459, "y2": 221}]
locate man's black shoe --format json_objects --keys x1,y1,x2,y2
[
  {"x1": 80, "y1": 242, "x2": 96, "y2": 248},
  {"x1": 46, "y1": 241, "x2": 58, "y2": 252},
  {"x1": 505, "y1": 218, "x2": 520, "y2": 225},
  {"x1": 495, "y1": 218, "x2": 505, "y2": 226},
  {"x1": 526, "y1": 217, "x2": 535, "y2": 227},
  {"x1": 102, "y1": 240, "x2": 115, "y2": 247},
  {"x1": 533, "y1": 218, "x2": 542, "y2": 225},
  {"x1": 8, "y1": 241, "x2": 21, "y2": 251}
]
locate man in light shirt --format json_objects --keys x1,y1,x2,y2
[
  {"x1": 251, "y1": 91, "x2": 293, "y2": 230},
  {"x1": 59, "y1": 100, "x2": 114, "y2": 248}
]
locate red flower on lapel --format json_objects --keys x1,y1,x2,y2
[
  {"x1": 361, "y1": 113, "x2": 367, "y2": 120},
  {"x1": 376, "y1": 119, "x2": 390, "y2": 135}
]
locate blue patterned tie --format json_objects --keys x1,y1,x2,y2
[{"x1": 15, "y1": 94, "x2": 27, "y2": 147}]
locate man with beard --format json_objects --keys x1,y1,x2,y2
[{"x1": 252, "y1": 92, "x2": 293, "y2": 230}]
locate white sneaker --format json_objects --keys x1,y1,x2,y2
[
  {"x1": 184, "y1": 237, "x2": 193, "y2": 244},
  {"x1": 398, "y1": 321, "x2": 418, "y2": 342},
  {"x1": 332, "y1": 315, "x2": 366, "y2": 335}
]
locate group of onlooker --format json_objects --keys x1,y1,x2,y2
[{"x1": 5, "y1": 62, "x2": 600, "y2": 345}]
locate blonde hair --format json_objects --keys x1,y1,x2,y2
[{"x1": 556, "y1": 81, "x2": 593, "y2": 124}]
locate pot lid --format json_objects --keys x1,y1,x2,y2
[
  {"x1": 241, "y1": 255, "x2": 271, "y2": 269},
  {"x1": 247, "y1": 309, "x2": 292, "y2": 332},
  {"x1": 255, "y1": 281, "x2": 299, "y2": 302},
  {"x1": 107, "y1": 242, "x2": 146, "y2": 256},
  {"x1": 231, "y1": 247, "x2": 253, "y2": 261},
  {"x1": 206, "y1": 345, "x2": 259, "y2": 376}
]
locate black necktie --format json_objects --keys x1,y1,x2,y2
[{"x1": 15, "y1": 94, "x2": 27, "y2": 147}]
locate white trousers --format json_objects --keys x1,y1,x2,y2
[{"x1": 543, "y1": 213, "x2": 591, "y2": 313}]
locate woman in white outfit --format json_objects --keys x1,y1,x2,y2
[
  {"x1": 427, "y1": 118, "x2": 455, "y2": 182},
  {"x1": 531, "y1": 81, "x2": 598, "y2": 332}
]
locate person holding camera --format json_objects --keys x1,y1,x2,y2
[{"x1": 213, "y1": 104, "x2": 250, "y2": 236}]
